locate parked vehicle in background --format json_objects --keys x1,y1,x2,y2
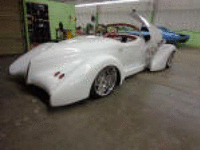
[{"x1": 157, "y1": 26, "x2": 190, "y2": 44}]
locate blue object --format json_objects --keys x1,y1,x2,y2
[
  {"x1": 157, "y1": 26, "x2": 190, "y2": 44},
  {"x1": 120, "y1": 26, "x2": 190, "y2": 45}
]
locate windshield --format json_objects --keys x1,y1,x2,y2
[
  {"x1": 96, "y1": 23, "x2": 141, "y2": 36},
  {"x1": 89, "y1": 10, "x2": 152, "y2": 40},
  {"x1": 96, "y1": 11, "x2": 151, "y2": 36}
]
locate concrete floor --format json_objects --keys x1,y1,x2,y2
[{"x1": 0, "y1": 47, "x2": 200, "y2": 150}]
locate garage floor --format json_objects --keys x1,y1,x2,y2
[{"x1": 1, "y1": 47, "x2": 200, "y2": 150}]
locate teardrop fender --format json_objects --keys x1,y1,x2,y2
[{"x1": 150, "y1": 44, "x2": 177, "y2": 71}]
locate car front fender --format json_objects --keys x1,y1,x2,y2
[{"x1": 150, "y1": 44, "x2": 177, "y2": 71}]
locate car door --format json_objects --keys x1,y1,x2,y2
[{"x1": 119, "y1": 37, "x2": 146, "y2": 75}]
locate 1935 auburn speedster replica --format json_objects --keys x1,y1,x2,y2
[{"x1": 9, "y1": 11, "x2": 176, "y2": 107}]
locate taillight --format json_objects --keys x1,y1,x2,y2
[
  {"x1": 54, "y1": 71, "x2": 60, "y2": 77},
  {"x1": 59, "y1": 74, "x2": 65, "y2": 79},
  {"x1": 54, "y1": 71, "x2": 65, "y2": 80}
]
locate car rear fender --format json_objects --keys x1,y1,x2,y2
[
  {"x1": 9, "y1": 43, "x2": 54, "y2": 76},
  {"x1": 50, "y1": 55, "x2": 125, "y2": 106}
]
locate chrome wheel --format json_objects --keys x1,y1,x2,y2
[
  {"x1": 93, "y1": 66, "x2": 117, "y2": 97},
  {"x1": 166, "y1": 52, "x2": 175, "y2": 68}
]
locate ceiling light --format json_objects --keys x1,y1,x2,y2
[{"x1": 75, "y1": 0, "x2": 141, "y2": 7}]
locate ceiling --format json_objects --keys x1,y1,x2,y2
[{"x1": 55, "y1": 0, "x2": 200, "y2": 10}]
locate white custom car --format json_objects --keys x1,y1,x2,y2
[{"x1": 9, "y1": 11, "x2": 176, "y2": 107}]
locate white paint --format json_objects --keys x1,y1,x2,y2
[
  {"x1": 9, "y1": 13, "x2": 176, "y2": 106},
  {"x1": 155, "y1": 9, "x2": 200, "y2": 31},
  {"x1": 150, "y1": 44, "x2": 176, "y2": 71},
  {"x1": 75, "y1": 1, "x2": 152, "y2": 27},
  {"x1": 154, "y1": 0, "x2": 200, "y2": 30},
  {"x1": 157, "y1": 0, "x2": 200, "y2": 10}
]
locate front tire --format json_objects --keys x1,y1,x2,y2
[
  {"x1": 90, "y1": 66, "x2": 117, "y2": 98},
  {"x1": 166, "y1": 52, "x2": 175, "y2": 68}
]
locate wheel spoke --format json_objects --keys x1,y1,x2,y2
[{"x1": 94, "y1": 67, "x2": 117, "y2": 96}]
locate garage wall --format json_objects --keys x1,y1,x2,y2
[
  {"x1": 155, "y1": 0, "x2": 200, "y2": 31},
  {"x1": 157, "y1": 0, "x2": 200, "y2": 10},
  {"x1": 153, "y1": 0, "x2": 200, "y2": 48},
  {"x1": 75, "y1": 1, "x2": 153, "y2": 28},
  {"x1": 25, "y1": 0, "x2": 75, "y2": 46},
  {"x1": 76, "y1": 0, "x2": 200, "y2": 31},
  {"x1": 98, "y1": 2, "x2": 152, "y2": 25},
  {"x1": 99, "y1": 11, "x2": 151, "y2": 26},
  {"x1": 154, "y1": 9, "x2": 200, "y2": 31},
  {"x1": 0, "y1": 0, "x2": 25, "y2": 55},
  {"x1": 75, "y1": 7, "x2": 96, "y2": 28}
]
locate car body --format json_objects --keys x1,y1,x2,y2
[
  {"x1": 116, "y1": 24, "x2": 189, "y2": 44},
  {"x1": 9, "y1": 11, "x2": 176, "y2": 107}
]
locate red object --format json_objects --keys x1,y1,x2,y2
[
  {"x1": 32, "y1": 43, "x2": 40, "y2": 47},
  {"x1": 106, "y1": 23, "x2": 139, "y2": 31},
  {"x1": 104, "y1": 33, "x2": 137, "y2": 42}
]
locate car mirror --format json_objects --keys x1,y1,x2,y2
[
  {"x1": 143, "y1": 35, "x2": 150, "y2": 42},
  {"x1": 121, "y1": 36, "x2": 128, "y2": 43}
]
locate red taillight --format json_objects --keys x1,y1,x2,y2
[
  {"x1": 54, "y1": 71, "x2": 60, "y2": 77},
  {"x1": 59, "y1": 74, "x2": 65, "y2": 79}
]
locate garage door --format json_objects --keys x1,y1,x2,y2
[{"x1": 0, "y1": 0, "x2": 25, "y2": 55}]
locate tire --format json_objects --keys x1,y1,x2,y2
[
  {"x1": 90, "y1": 66, "x2": 117, "y2": 98},
  {"x1": 166, "y1": 52, "x2": 175, "y2": 68},
  {"x1": 145, "y1": 49, "x2": 151, "y2": 67}
]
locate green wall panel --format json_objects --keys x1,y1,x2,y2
[
  {"x1": 175, "y1": 31, "x2": 200, "y2": 48},
  {"x1": 150, "y1": 11, "x2": 154, "y2": 23},
  {"x1": 48, "y1": 1, "x2": 75, "y2": 40},
  {"x1": 25, "y1": 0, "x2": 75, "y2": 49}
]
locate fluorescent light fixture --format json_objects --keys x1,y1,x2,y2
[{"x1": 75, "y1": 0, "x2": 140, "y2": 7}]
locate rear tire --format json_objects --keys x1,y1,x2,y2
[{"x1": 166, "y1": 52, "x2": 175, "y2": 68}]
